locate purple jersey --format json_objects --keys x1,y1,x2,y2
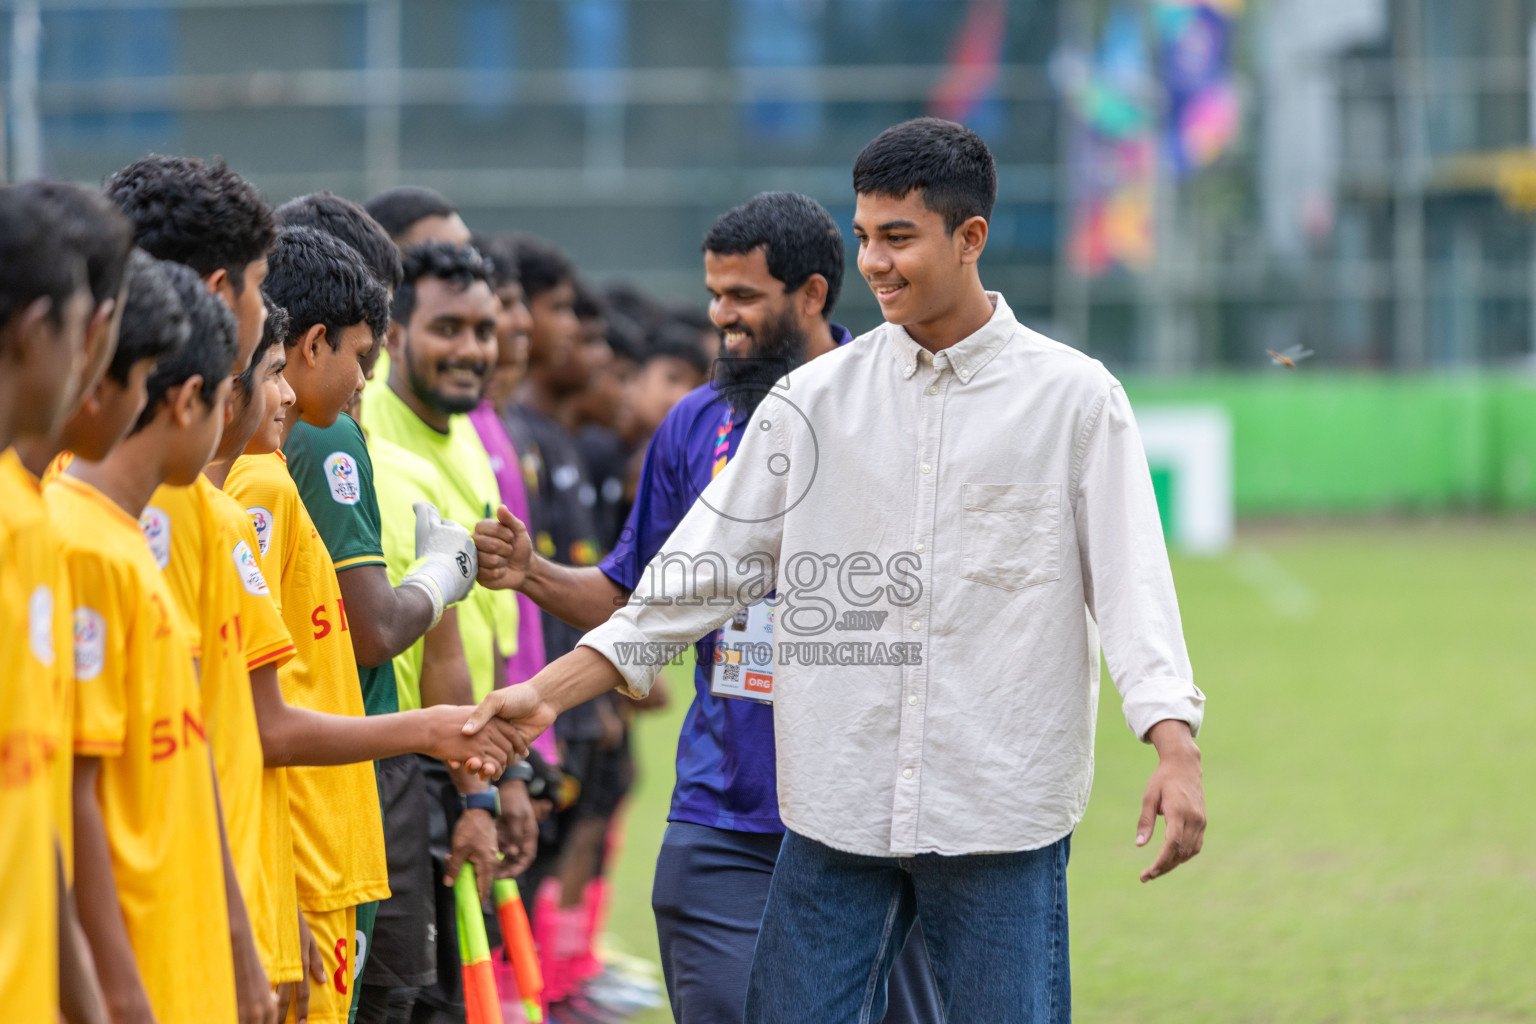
[{"x1": 599, "y1": 324, "x2": 852, "y2": 832}]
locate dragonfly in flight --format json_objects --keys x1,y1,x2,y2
[{"x1": 1266, "y1": 345, "x2": 1314, "y2": 369}]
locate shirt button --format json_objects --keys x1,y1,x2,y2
[
  {"x1": 902, "y1": 768, "x2": 914, "y2": 780},
  {"x1": 925, "y1": 385, "x2": 938, "y2": 395},
  {"x1": 914, "y1": 542, "x2": 926, "y2": 554},
  {"x1": 904, "y1": 364, "x2": 915, "y2": 375},
  {"x1": 910, "y1": 619, "x2": 921, "y2": 631},
  {"x1": 908, "y1": 694, "x2": 918, "y2": 706},
  {"x1": 920, "y1": 463, "x2": 931, "y2": 475}
]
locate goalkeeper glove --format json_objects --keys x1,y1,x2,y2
[{"x1": 400, "y1": 501, "x2": 478, "y2": 627}]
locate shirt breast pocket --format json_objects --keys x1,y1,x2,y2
[{"x1": 960, "y1": 483, "x2": 1062, "y2": 591}]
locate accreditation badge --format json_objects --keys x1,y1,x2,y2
[{"x1": 709, "y1": 599, "x2": 775, "y2": 705}]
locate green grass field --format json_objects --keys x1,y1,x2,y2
[{"x1": 602, "y1": 523, "x2": 1536, "y2": 1023}]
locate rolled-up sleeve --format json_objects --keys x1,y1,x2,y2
[
  {"x1": 1073, "y1": 384, "x2": 1206, "y2": 740},
  {"x1": 579, "y1": 404, "x2": 790, "y2": 698}
]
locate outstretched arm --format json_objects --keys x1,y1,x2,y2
[
  {"x1": 335, "y1": 564, "x2": 436, "y2": 668},
  {"x1": 248, "y1": 660, "x2": 517, "y2": 776},
  {"x1": 461, "y1": 646, "x2": 622, "y2": 760},
  {"x1": 474, "y1": 505, "x2": 629, "y2": 631}
]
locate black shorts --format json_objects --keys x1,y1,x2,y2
[
  {"x1": 360, "y1": 754, "x2": 437, "y2": 989},
  {"x1": 584, "y1": 733, "x2": 635, "y2": 821},
  {"x1": 409, "y1": 756, "x2": 469, "y2": 1017}
]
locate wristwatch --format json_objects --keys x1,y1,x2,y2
[
  {"x1": 459, "y1": 789, "x2": 501, "y2": 817},
  {"x1": 500, "y1": 760, "x2": 535, "y2": 783}
]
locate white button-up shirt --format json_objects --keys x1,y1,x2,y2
[{"x1": 580, "y1": 293, "x2": 1204, "y2": 857}]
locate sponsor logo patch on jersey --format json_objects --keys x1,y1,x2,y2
[
  {"x1": 139, "y1": 506, "x2": 171, "y2": 570},
  {"x1": 73, "y1": 607, "x2": 107, "y2": 681},
  {"x1": 325, "y1": 451, "x2": 362, "y2": 505},
  {"x1": 28, "y1": 585, "x2": 55, "y2": 666},
  {"x1": 232, "y1": 540, "x2": 270, "y2": 596},
  {"x1": 247, "y1": 506, "x2": 273, "y2": 555}
]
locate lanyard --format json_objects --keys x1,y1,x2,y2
[
  {"x1": 705, "y1": 399, "x2": 777, "y2": 703},
  {"x1": 711, "y1": 402, "x2": 734, "y2": 480}
]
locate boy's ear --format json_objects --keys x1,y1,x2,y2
[
  {"x1": 74, "y1": 375, "x2": 108, "y2": 420},
  {"x1": 955, "y1": 215, "x2": 989, "y2": 266},
  {"x1": 168, "y1": 376, "x2": 205, "y2": 428},
  {"x1": 84, "y1": 298, "x2": 116, "y2": 347},
  {"x1": 204, "y1": 268, "x2": 230, "y2": 298},
  {"x1": 0, "y1": 296, "x2": 55, "y2": 366},
  {"x1": 796, "y1": 273, "x2": 829, "y2": 322},
  {"x1": 384, "y1": 320, "x2": 405, "y2": 358},
  {"x1": 298, "y1": 323, "x2": 328, "y2": 368}
]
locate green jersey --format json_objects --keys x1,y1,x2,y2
[{"x1": 283, "y1": 414, "x2": 400, "y2": 717}]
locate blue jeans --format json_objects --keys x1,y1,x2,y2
[
  {"x1": 745, "y1": 830, "x2": 1072, "y2": 1024},
  {"x1": 653, "y1": 822, "x2": 943, "y2": 1024}
]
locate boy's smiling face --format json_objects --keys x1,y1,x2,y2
[
  {"x1": 244, "y1": 344, "x2": 294, "y2": 456},
  {"x1": 853, "y1": 190, "x2": 985, "y2": 341},
  {"x1": 290, "y1": 322, "x2": 375, "y2": 430},
  {"x1": 853, "y1": 190, "x2": 951, "y2": 327}
]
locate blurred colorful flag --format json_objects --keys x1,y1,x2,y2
[
  {"x1": 928, "y1": 0, "x2": 1007, "y2": 124},
  {"x1": 1058, "y1": 4, "x2": 1155, "y2": 277},
  {"x1": 1156, "y1": 0, "x2": 1242, "y2": 175}
]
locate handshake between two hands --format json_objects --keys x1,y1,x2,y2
[
  {"x1": 435, "y1": 684, "x2": 550, "y2": 779},
  {"x1": 401, "y1": 501, "x2": 551, "y2": 778}
]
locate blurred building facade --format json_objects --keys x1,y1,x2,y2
[{"x1": 5, "y1": 0, "x2": 1536, "y2": 374}]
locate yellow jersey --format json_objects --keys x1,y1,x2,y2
[
  {"x1": 1, "y1": 451, "x2": 76, "y2": 871},
  {"x1": 146, "y1": 476, "x2": 302, "y2": 980},
  {"x1": 225, "y1": 451, "x2": 389, "y2": 912},
  {"x1": 41, "y1": 448, "x2": 72, "y2": 486},
  {"x1": 46, "y1": 474, "x2": 237, "y2": 1024},
  {"x1": 206, "y1": 482, "x2": 304, "y2": 979},
  {"x1": 0, "y1": 449, "x2": 66, "y2": 1023}
]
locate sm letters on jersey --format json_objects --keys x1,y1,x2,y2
[
  {"x1": 310, "y1": 597, "x2": 350, "y2": 641},
  {"x1": 150, "y1": 707, "x2": 208, "y2": 762}
]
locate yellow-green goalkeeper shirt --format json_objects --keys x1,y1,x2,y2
[{"x1": 360, "y1": 379, "x2": 516, "y2": 703}]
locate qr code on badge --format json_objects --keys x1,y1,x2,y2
[{"x1": 722, "y1": 664, "x2": 741, "y2": 683}]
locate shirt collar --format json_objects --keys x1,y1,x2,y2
[{"x1": 889, "y1": 291, "x2": 1017, "y2": 385}]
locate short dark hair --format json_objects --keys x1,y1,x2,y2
[
  {"x1": 646, "y1": 320, "x2": 711, "y2": 376},
  {"x1": 104, "y1": 155, "x2": 275, "y2": 291},
  {"x1": 0, "y1": 184, "x2": 87, "y2": 328},
  {"x1": 573, "y1": 277, "x2": 607, "y2": 322},
  {"x1": 132, "y1": 260, "x2": 239, "y2": 432},
  {"x1": 605, "y1": 310, "x2": 646, "y2": 364},
  {"x1": 392, "y1": 242, "x2": 495, "y2": 325},
  {"x1": 107, "y1": 250, "x2": 188, "y2": 386},
  {"x1": 16, "y1": 180, "x2": 134, "y2": 305},
  {"x1": 364, "y1": 186, "x2": 457, "y2": 242},
  {"x1": 237, "y1": 296, "x2": 289, "y2": 397},
  {"x1": 703, "y1": 192, "x2": 845, "y2": 319},
  {"x1": 852, "y1": 117, "x2": 997, "y2": 233},
  {"x1": 512, "y1": 235, "x2": 574, "y2": 301},
  {"x1": 264, "y1": 226, "x2": 390, "y2": 350},
  {"x1": 471, "y1": 233, "x2": 520, "y2": 290},
  {"x1": 275, "y1": 192, "x2": 403, "y2": 293},
  {"x1": 604, "y1": 281, "x2": 665, "y2": 334}
]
